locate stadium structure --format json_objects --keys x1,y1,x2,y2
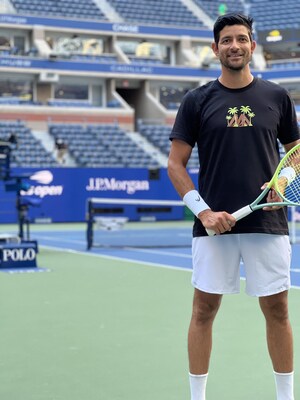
[{"x1": 0, "y1": 0, "x2": 299, "y2": 225}]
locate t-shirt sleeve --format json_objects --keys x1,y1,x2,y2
[
  {"x1": 169, "y1": 90, "x2": 199, "y2": 148},
  {"x1": 278, "y1": 90, "x2": 300, "y2": 145}
]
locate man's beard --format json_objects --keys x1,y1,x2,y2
[{"x1": 220, "y1": 54, "x2": 252, "y2": 71}]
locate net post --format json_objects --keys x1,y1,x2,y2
[{"x1": 86, "y1": 198, "x2": 93, "y2": 250}]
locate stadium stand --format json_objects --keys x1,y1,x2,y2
[
  {"x1": 0, "y1": 121, "x2": 58, "y2": 168},
  {"x1": 193, "y1": 0, "x2": 245, "y2": 21},
  {"x1": 107, "y1": 0, "x2": 205, "y2": 28},
  {"x1": 138, "y1": 122, "x2": 199, "y2": 169},
  {"x1": 249, "y1": 0, "x2": 300, "y2": 31},
  {"x1": 10, "y1": 0, "x2": 107, "y2": 20},
  {"x1": 49, "y1": 123, "x2": 161, "y2": 168},
  {"x1": 193, "y1": 0, "x2": 300, "y2": 31}
]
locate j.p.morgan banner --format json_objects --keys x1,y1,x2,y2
[{"x1": 0, "y1": 168, "x2": 198, "y2": 223}]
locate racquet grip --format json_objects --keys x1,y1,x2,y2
[
  {"x1": 205, "y1": 205, "x2": 253, "y2": 236},
  {"x1": 206, "y1": 228, "x2": 216, "y2": 236},
  {"x1": 231, "y1": 205, "x2": 252, "y2": 221}
]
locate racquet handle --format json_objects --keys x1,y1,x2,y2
[
  {"x1": 231, "y1": 205, "x2": 252, "y2": 221},
  {"x1": 205, "y1": 205, "x2": 253, "y2": 236},
  {"x1": 206, "y1": 228, "x2": 216, "y2": 236}
]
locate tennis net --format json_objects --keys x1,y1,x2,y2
[
  {"x1": 86, "y1": 198, "x2": 300, "y2": 248},
  {"x1": 86, "y1": 197, "x2": 193, "y2": 249}
]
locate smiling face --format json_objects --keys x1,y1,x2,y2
[{"x1": 212, "y1": 24, "x2": 256, "y2": 71}]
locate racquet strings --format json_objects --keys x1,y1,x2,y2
[{"x1": 277, "y1": 146, "x2": 300, "y2": 204}]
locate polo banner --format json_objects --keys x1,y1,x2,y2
[{"x1": 0, "y1": 240, "x2": 38, "y2": 268}]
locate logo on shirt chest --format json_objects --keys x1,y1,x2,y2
[{"x1": 226, "y1": 106, "x2": 255, "y2": 127}]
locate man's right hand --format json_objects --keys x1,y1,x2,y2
[{"x1": 198, "y1": 209, "x2": 236, "y2": 235}]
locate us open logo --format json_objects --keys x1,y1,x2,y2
[{"x1": 20, "y1": 170, "x2": 64, "y2": 198}]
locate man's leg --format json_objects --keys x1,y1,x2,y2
[
  {"x1": 188, "y1": 289, "x2": 222, "y2": 400},
  {"x1": 259, "y1": 290, "x2": 294, "y2": 400}
]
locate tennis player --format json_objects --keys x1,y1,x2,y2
[{"x1": 168, "y1": 13, "x2": 300, "y2": 400}]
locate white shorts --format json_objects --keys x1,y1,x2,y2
[{"x1": 192, "y1": 234, "x2": 291, "y2": 297}]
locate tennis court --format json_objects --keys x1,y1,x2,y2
[{"x1": 0, "y1": 221, "x2": 299, "y2": 400}]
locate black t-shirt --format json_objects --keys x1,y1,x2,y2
[{"x1": 170, "y1": 78, "x2": 300, "y2": 236}]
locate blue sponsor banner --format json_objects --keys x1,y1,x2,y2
[
  {"x1": 0, "y1": 168, "x2": 198, "y2": 223},
  {"x1": 0, "y1": 14, "x2": 213, "y2": 39}
]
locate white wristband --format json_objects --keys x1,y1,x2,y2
[{"x1": 183, "y1": 190, "x2": 210, "y2": 217}]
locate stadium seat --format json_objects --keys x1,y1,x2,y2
[
  {"x1": 0, "y1": 121, "x2": 58, "y2": 168},
  {"x1": 48, "y1": 123, "x2": 161, "y2": 168},
  {"x1": 193, "y1": 0, "x2": 300, "y2": 32},
  {"x1": 138, "y1": 123, "x2": 199, "y2": 169},
  {"x1": 10, "y1": 0, "x2": 107, "y2": 21},
  {"x1": 107, "y1": 0, "x2": 205, "y2": 28}
]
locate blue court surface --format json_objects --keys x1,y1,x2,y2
[{"x1": 29, "y1": 223, "x2": 300, "y2": 289}]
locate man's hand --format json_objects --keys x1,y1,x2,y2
[
  {"x1": 261, "y1": 183, "x2": 283, "y2": 211},
  {"x1": 198, "y1": 209, "x2": 236, "y2": 235}
]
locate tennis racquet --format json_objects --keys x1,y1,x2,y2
[{"x1": 206, "y1": 143, "x2": 300, "y2": 236}]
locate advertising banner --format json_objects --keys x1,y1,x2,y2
[
  {"x1": 257, "y1": 28, "x2": 300, "y2": 44},
  {"x1": 0, "y1": 167, "x2": 198, "y2": 223}
]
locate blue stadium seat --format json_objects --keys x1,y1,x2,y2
[
  {"x1": 193, "y1": 0, "x2": 300, "y2": 32},
  {"x1": 0, "y1": 121, "x2": 58, "y2": 168},
  {"x1": 10, "y1": 0, "x2": 107, "y2": 21},
  {"x1": 138, "y1": 123, "x2": 199, "y2": 168},
  {"x1": 48, "y1": 123, "x2": 160, "y2": 168},
  {"x1": 107, "y1": 0, "x2": 205, "y2": 28}
]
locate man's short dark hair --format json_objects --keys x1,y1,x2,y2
[{"x1": 213, "y1": 13, "x2": 254, "y2": 44}]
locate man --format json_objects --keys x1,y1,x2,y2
[
  {"x1": 168, "y1": 13, "x2": 300, "y2": 400},
  {"x1": 8, "y1": 132, "x2": 18, "y2": 149},
  {"x1": 54, "y1": 137, "x2": 68, "y2": 164}
]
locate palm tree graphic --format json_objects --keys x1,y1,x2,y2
[
  {"x1": 226, "y1": 106, "x2": 255, "y2": 127},
  {"x1": 247, "y1": 111, "x2": 255, "y2": 126},
  {"x1": 227, "y1": 107, "x2": 239, "y2": 127},
  {"x1": 240, "y1": 105, "x2": 252, "y2": 126}
]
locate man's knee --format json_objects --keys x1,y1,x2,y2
[
  {"x1": 259, "y1": 291, "x2": 289, "y2": 324},
  {"x1": 192, "y1": 290, "x2": 222, "y2": 324}
]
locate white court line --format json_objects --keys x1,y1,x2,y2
[
  {"x1": 37, "y1": 236, "x2": 192, "y2": 257},
  {"x1": 40, "y1": 244, "x2": 192, "y2": 272}
]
